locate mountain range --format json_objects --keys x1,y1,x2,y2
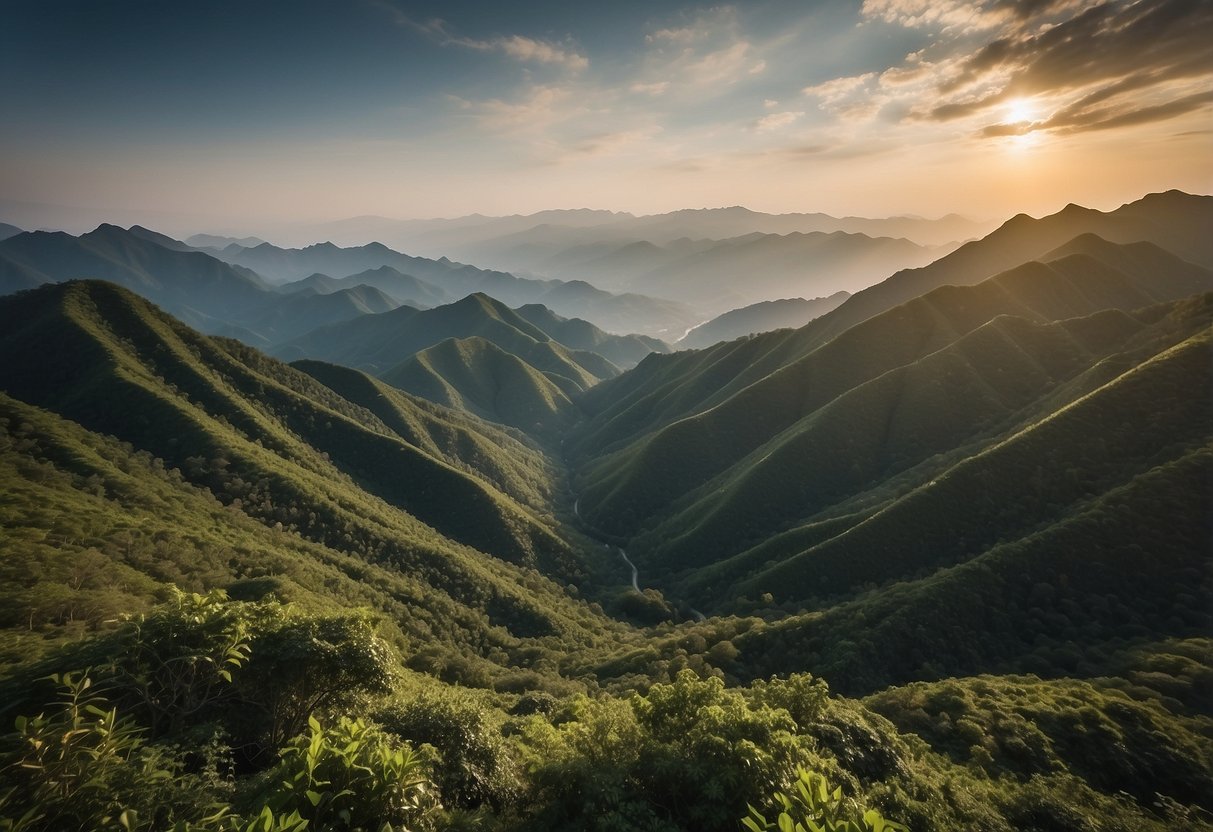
[
  {"x1": 1, "y1": 190, "x2": 1210, "y2": 832},
  {"x1": 299, "y1": 205, "x2": 996, "y2": 252},
  {"x1": 201, "y1": 237, "x2": 700, "y2": 338}
]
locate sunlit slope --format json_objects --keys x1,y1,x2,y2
[
  {"x1": 625, "y1": 297, "x2": 1208, "y2": 581},
  {"x1": 379, "y1": 337, "x2": 582, "y2": 438},
  {"x1": 572, "y1": 241, "x2": 1213, "y2": 538},
  {"x1": 0, "y1": 280, "x2": 578, "y2": 575},
  {"x1": 671, "y1": 297, "x2": 1210, "y2": 601},
  {"x1": 274, "y1": 291, "x2": 618, "y2": 386},
  {"x1": 791, "y1": 189, "x2": 1213, "y2": 351},
  {"x1": 291, "y1": 358, "x2": 558, "y2": 511},
  {"x1": 0, "y1": 390, "x2": 623, "y2": 670}
]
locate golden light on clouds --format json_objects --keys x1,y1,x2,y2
[{"x1": 1004, "y1": 98, "x2": 1038, "y2": 126}]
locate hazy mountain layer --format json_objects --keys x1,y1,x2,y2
[
  {"x1": 206, "y1": 237, "x2": 699, "y2": 338},
  {"x1": 794, "y1": 190, "x2": 1213, "y2": 351},
  {"x1": 278, "y1": 265, "x2": 453, "y2": 309},
  {"x1": 677, "y1": 292, "x2": 850, "y2": 350},
  {"x1": 0, "y1": 224, "x2": 269, "y2": 322},
  {"x1": 453, "y1": 229, "x2": 948, "y2": 314},
  {"x1": 300, "y1": 205, "x2": 995, "y2": 253}
]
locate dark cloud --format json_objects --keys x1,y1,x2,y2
[
  {"x1": 1048, "y1": 89, "x2": 1213, "y2": 132},
  {"x1": 920, "y1": 0, "x2": 1213, "y2": 138}
]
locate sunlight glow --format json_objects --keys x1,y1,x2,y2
[
  {"x1": 1004, "y1": 97, "x2": 1038, "y2": 124},
  {"x1": 1010, "y1": 131, "x2": 1041, "y2": 151}
]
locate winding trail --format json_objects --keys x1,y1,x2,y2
[{"x1": 573, "y1": 496, "x2": 706, "y2": 622}]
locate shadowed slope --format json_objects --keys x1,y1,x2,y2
[
  {"x1": 571, "y1": 240, "x2": 1213, "y2": 537},
  {"x1": 0, "y1": 281, "x2": 578, "y2": 577}
]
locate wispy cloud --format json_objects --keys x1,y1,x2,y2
[
  {"x1": 376, "y1": 3, "x2": 588, "y2": 71},
  {"x1": 754, "y1": 111, "x2": 803, "y2": 132},
  {"x1": 807, "y1": 0, "x2": 1213, "y2": 140}
]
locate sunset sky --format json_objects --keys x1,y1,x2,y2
[{"x1": 3, "y1": 0, "x2": 1210, "y2": 233}]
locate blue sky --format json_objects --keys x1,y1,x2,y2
[{"x1": 2, "y1": 0, "x2": 1210, "y2": 231}]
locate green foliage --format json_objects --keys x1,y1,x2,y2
[
  {"x1": 516, "y1": 670, "x2": 826, "y2": 831},
  {"x1": 742, "y1": 769, "x2": 907, "y2": 832},
  {"x1": 266, "y1": 715, "x2": 437, "y2": 832},
  {"x1": 238, "y1": 611, "x2": 397, "y2": 750},
  {"x1": 376, "y1": 691, "x2": 521, "y2": 811},
  {"x1": 110, "y1": 589, "x2": 255, "y2": 736},
  {"x1": 0, "y1": 672, "x2": 235, "y2": 832}
]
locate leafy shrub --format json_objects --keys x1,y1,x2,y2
[
  {"x1": 742, "y1": 769, "x2": 908, "y2": 832},
  {"x1": 109, "y1": 589, "x2": 258, "y2": 737},
  {"x1": 0, "y1": 672, "x2": 234, "y2": 832},
  {"x1": 377, "y1": 692, "x2": 521, "y2": 811},
  {"x1": 238, "y1": 612, "x2": 397, "y2": 751},
  {"x1": 264, "y1": 715, "x2": 438, "y2": 831}
]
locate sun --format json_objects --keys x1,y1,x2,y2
[{"x1": 1004, "y1": 97, "x2": 1038, "y2": 124}]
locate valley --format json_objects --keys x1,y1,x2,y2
[{"x1": 1, "y1": 189, "x2": 1210, "y2": 831}]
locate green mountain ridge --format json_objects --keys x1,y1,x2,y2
[
  {"x1": 0, "y1": 281, "x2": 583, "y2": 579},
  {"x1": 278, "y1": 264, "x2": 453, "y2": 309},
  {"x1": 569, "y1": 239, "x2": 1213, "y2": 538},
  {"x1": 380, "y1": 337, "x2": 582, "y2": 438},
  {"x1": 676, "y1": 292, "x2": 851, "y2": 350},
  {"x1": 274, "y1": 292, "x2": 623, "y2": 405}
]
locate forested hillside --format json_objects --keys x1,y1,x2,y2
[{"x1": 1, "y1": 193, "x2": 1210, "y2": 832}]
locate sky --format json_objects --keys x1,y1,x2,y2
[{"x1": 2, "y1": 0, "x2": 1210, "y2": 233}]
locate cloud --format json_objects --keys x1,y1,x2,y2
[
  {"x1": 646, "y1": 6, "x2": 738, "y2": 44},
  {"x1": 631, "y1": 81, "x2": 670, "y2": 96},
  {"x1": 754, "y1": 111, "x2": 804, "y2": 131},
  {"x1": 564, "y1": 127, "x2": 664, "y2": 159},
  {"x1": 860, "y1": 0, "x2": 1090, "y2": 34},
  {"x1": 489, "y1": 35, "x2": 589, "y2": 71},
  {"x1": 804, "y1": 73, "x2": 878, "y2": 105},
  {"x1": 812, "y1": 0, "x2": 1213, "y2": 140},
  {"x1": 378, "y1": 4, "x2": 588, "y2": 71},
  {"x1": 451, "y1": 85, "x2": 582, "y2": 134}
]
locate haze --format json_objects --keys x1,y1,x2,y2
[{"x1": 2, "y1": 0, "x2": 1210, "y2": 235}]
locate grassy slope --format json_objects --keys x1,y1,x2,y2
[
  {"x1": 0, "y1": 281, "x2": 588, "y2": 581},
  {"x1": 574, "y1": 244, "x2": 1213, "y2": 537},
  {"x1": 379, "y1": 337, "x2": 582, "y2": 439},
  {"x1": 274, "y1": 292, "x2": 618, "y2": 386}
]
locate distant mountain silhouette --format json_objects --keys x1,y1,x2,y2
[
  {"x1": 186, "y1": 233, "x2": 267, "y2": 248},
  {"x1": 278, "y1": 265, "x2": 453, "y2": 309},
  {"x1": 443, "y1": 229, "x2": 948, "y2": 312},
  {"x1": 302, "y1": 206, "x2": 993, "y2": 254},
  {"x1": 210, "y1": 239, "x2": 697, "y2": 338},
  {"x1": 0, "y1": 224, "x2": 269, "y2": 321}
]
